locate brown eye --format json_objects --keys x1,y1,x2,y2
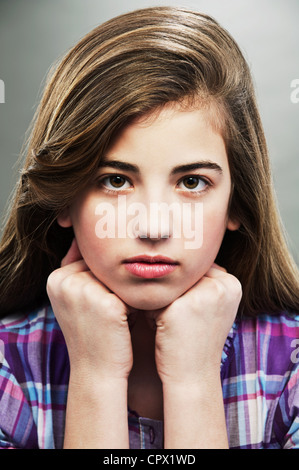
[
  {"x1": 99, "y1": 174, "x2": 131, "y2": 191},
  {"x1": 177, "y1": 175, "x2": 210, "y2": 193},
  {"x1": 182, "y1": 176, "x2": 200, "y2": 189},
  {"x1": 109, "y1": 175, "x2": 126, "y2": 188}
]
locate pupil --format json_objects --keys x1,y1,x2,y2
[
  {"x1": 111, "y1": 176, "x2": 124, "y2": 187},
  {"x1": 185, "y1": 177, "x2": 198, "y2": 189}
]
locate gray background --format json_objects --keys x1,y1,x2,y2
[{"x1": 0, "y1": 0, "x2": 298, "y2": 263}]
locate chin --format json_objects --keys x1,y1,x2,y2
[{"x1": 120, "y1": 293, "x2": 174, "y2": 311}]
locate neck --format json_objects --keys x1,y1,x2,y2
[{"x1": 128, "y1": 311, "x2": 163, "y2": 420}]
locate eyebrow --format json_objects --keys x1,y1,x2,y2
[
  {"x1": 99, "y1": 159, "x2": 223, "y2": 175},
  {"x1": 170, "y1": 161, "x2": 223, "y2": 175},
  {"x1": 99, "y1": 159, "x2": 139, "y2": 173}
]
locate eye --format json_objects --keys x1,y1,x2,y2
[
  {"x1": 99, "y1": 175, "x2": 132, "y2": 191},
  {"x1": 177, "y1": 176, "x2": 209, "y2": 192}
]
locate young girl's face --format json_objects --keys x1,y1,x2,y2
[{"x1": 59, "y1": 104, "x2": 239, "y2": 310}]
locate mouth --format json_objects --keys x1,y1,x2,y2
[{"x1": 122, "y1": 254, "x2": 179, "y2": 279}]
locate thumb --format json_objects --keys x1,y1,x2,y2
[{"x1": 61, "y1": 238, "x2": 83, "y2": 267}]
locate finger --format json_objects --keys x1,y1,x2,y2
[
  {"x1": 204, "y1": 264, "x2": 242, "y2": 297},
  {"x1": 211, "y1": 263, "x2": 227, "y2": 272},
  {"x1": 204, "y1": 263, "x2": 228, "y2": 278},
  {"x1": 61, "y1": 238, "x2": 83, "y2": 267}
]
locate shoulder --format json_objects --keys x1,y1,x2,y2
[
  {"x1": 236, "y1": 311, "x2": 299, "y2": 367},
  {"x1": 0, "y1": 302, "x2": 65, "y2": 378},
  {"x1": 0, "y1": 302, "x2": 65, "y2": 354},
  {"x1": 237, "y1": 310, "x2": 299, "y2": 342},
  {"x1": 238, "y1": 311, "x2": 299, "y2": 355},
  {"x1": 0, "y1": 302, "x2": 64, "y2": 366},
  {"x1": 238, "y1": 310, "x2": 299, "y2": 331},
  {"x1": 232, "y1": 312, "x2": 299, "y2": 402},
  {"x1": 0, "y1": 301, "x2": 59, "y2": 334}
]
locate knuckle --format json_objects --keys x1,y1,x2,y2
[
  {"x1": 212, "y1": 279, "x2": 226, "y2": 298},
  {"x1": 208, "y1": 274, "x2": 242, "y2": 303},
  {"x1": 80, "y1": 280, "x2": 97, "y2": 299},
  {"x1": 227, "y1": 274, "x2": 243, "y2": 299},
  {"x1": 46, "y1": 269, "x2": 64, "y2": 296},
  {"x1": 59, "y1": 273, "x2": 78, "y2": 295},
  {"x1": 51, "y1": 272, "x2": 85, "y2": 302},
  {"x1": 103, "y1": 295, "x2": 123, "y2": 316}
]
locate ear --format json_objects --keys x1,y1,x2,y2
[
  {"x1": 227, "y1": 217, "x2": 240, "y2": 231},
  {"x1": 57, "y1": 207, "x2": 72, "y2": 228}
]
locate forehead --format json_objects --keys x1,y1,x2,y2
[{"x1": 104, "y1": 102, "x2": 229, "y2": 172}]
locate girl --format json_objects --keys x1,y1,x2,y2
[{"x1": 0, "y1": 6, "x2": 298, "y2": 449}]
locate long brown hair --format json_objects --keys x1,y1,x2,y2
[{"x1": 0, "y1": 6, "x2": 298, "y2": 317}]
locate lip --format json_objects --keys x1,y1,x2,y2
[
  {"x1": 123, "y1": 254, "x2": 179, "y2": 279},
  {"x1": 124, "y1": 254, "x2": 178, "y2": 264}
]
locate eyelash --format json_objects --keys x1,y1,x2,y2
[
  {"x1": 96, "y1": 174, "x2": 212, "y2": 195},
  {"x1": 177, "y1": 175, "x2": 212, "y2": 193},
  {"x1": 97, "y1": 175, "x2": 133, "y2": 194}
]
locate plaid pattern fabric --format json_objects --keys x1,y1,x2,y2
[
  {"x1": 0, "y1": 304, "x2": 298, "y2": 449},
  {"x1": 221, "y1": 313, "x2": 299, "y2": 448}
]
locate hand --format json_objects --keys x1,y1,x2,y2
[
  {"x1": 46, "y1": 238, "x2": 134, "y2": 381},
  {"x1": 150, "y1": 264, "x2": 242, "y2": 386}
]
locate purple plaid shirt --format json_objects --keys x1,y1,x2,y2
[{"x1": 0, "y1": 303, "x2": 298, "y2": 448}]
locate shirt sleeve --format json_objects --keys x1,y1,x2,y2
[
  {"x1": 274, "y1": 361, "x2": 299, "y2": 449},
  {"x1": 0, "y1": 351, "x2": 38, "y2": 449},
  {"x1": 281, "y1": 367, "x2": 299, "y2": 449}
]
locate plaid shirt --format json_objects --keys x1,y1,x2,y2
[{"x1": 0, "y1": 303, "x2": 298, "y2": 449}]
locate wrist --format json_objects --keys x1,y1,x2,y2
[
  {"x1": 162, "y1": 375, "x2": 227, "y2": 449},
  {"x1": 69, "y1": 354, "x2": 132, "y2": 383},
  {"x1": 69, "y1": 366, "x2": 129, "y2": 394},
  {"x1": 161, "y1": 363, "x2": 222, "y2": 390},
  {"x1": 163, "y1": 373, "x2": 222, "y2": 402},
  {"x1": 65, "y1": 370, "x2": 129, "y2": 449}
]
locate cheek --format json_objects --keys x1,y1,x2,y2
[
  {"x1": 201, "y1": 203, "x2": 228, "y2": 254},
  {"x1": 204, "y1": 212, "x2": 226, "y2": 242},
  {"x1": 177, "y1": 203, "x2": 229, "y2": 282},
  {"x1": 71, "y1": 202, "x2": 106, "y2": 265}
]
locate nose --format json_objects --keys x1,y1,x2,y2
[
  {"x1": 137, "y1": 218, "x2": 171, "y2": 241},
  {"x1": 132, "y1": 199, "x2": 176, "y2": 242}
]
